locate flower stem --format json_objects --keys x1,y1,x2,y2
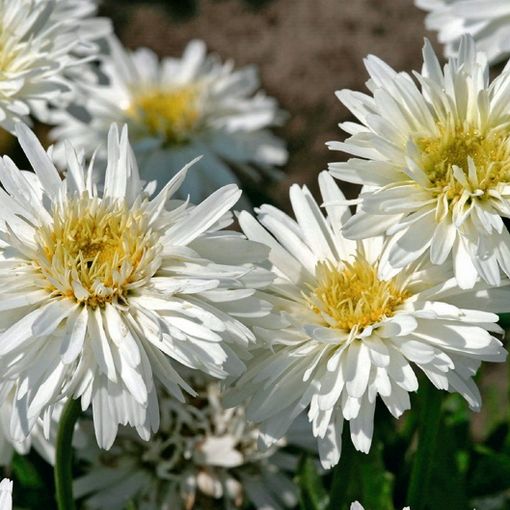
[
  {"x1": 406, "y1": 381, "x2": 442, "y2": 509},
  {"x1": 54, "y1": 398, "x2": 81, "y2": 510}
]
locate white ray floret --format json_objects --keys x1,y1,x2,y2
[
  {"x1": 229, "y1": 172, "x2": 508, "y2": 469},
  {"x1": 416, "y1": 0, "x2": 510, "y2": 64},
  {"x1": 0, "y1": 122, "x2": 272, "y2": 450},
  {"x1": 51, "y1": 36, "x2": 287, "y2": 204},
  {"x1": 329, "y1": 36, "x2": 510, "y2": 289},
  {"x1": 75, "y1": 379, "x2": 300, "y2": 510},
  {"x1": 0, "y1": 479, "x2": 12, "y2": 510},
  {"x1": 0, "y1": 0, "x2": 111, "y2": 131}
]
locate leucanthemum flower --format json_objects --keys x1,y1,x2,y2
[
  {"x1": 229, "y1": 171, "x2": 508, "y2": 469},
  {"x1": 51, "y1": 36, "x2": 287, "y2": 204},
  {"x1": 74, "y1": 380, "x2": 299, "y2": 510},
  {"x1": 0, "y1": 479, "x2": 12, "y2": 510},
  {"x1": 0, "y1": 0, "x2": 111, "y2": 131},
  {"x1": 0, "y1": 122, "x2": 272, "y2": 450},
  {"x1": 329, "y1": 36, "x2": 510, "y2": 289},
  {"x1": 416, "y1": 0, "x2": 510, "y2": 64}
]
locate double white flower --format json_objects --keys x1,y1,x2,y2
[
  {"x1": 330, "y1": 36, "x2": 510, "y2": 289},
  {"x1": 0, "y1": 122, "x2": 271, "y2": 449},
  {"x1": 229, "y1": 172, "x2": 508, "y2": 469},
  {"x1": 51, "y1": 37, "x2": 287, "y2": 204},
  {"x1": 416, "y1": 0, "x2": 510, "y2": 64},
  {"x1": 75, "y1": 380, "x2": 299, "y2": 510},
  {"x1": 0, "y1": 0, "x2": 110, "y2": 130}
]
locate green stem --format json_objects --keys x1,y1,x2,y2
[
  {"x1": 406, "y1": 382, "x2": 442, "y2": 510},
  {"x1": 54, "y1": 398, "x2": 81, "y2": 510}
]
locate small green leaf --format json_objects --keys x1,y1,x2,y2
[{"x1": 298, "y1": 455, "x2": 329, "y2": 510}]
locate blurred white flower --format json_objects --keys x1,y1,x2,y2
[
  {"x1": 0, "y1": 122, "x2": 272, "y2": 450},
  {"x1": 0, "y1": 0, "x2": 110, "y2": 131},
  {"x1": 416, "y1": 0, "x2": 510, "y2": 64},
  {"x1": 329, "y1": 36, "x2": 510, "y2": 289},
  {"x1": 0, "y1": 479, "x2": 12, "y2": 510},
  {"x1": 75, "y1": 380, "x2": 300, "y2": 510},
  {"x1": 51, "y1": 36, "x2": 287, "y2": 204},
  {"x1": 229, "y1": 171, "x2": 508, "y2": 469}
]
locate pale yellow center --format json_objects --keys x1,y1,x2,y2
[
  {"x1": 129, "y1": 86, "x2": 200, "y2": 146},
  {"x1": 416, "y1": 124, "x2": 510, "y2": 200},
  {"x1": 305, "y1": 256, "x2": 409, "y2": 331},
  {"x1": 34, "y1": 194, "x2": 159, "y2": 308}
]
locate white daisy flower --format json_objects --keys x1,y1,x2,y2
[
  {"x1": 0, "y1": 0, "x2": 111, "y2": 131},
  {"x1": 74, "y1": 380, "x2": 299, "y2": 510},
  {"x1": 0, "y1": 479, "x2": 12, "y2": 510},
  {"x1": 0, "y1": 122, "x2": 272, "y2": 450},
  {"x1": 51, "y1": 36, "x2": 287, "y2": 204},
  {"x1": 329, "y1": 36, "x2": 510, "y2": 289},
  {"x1": 416, "y1": 0, "x2": 510, "y2": 64},
  {"x1": 229, "y1": 171, "x2": 508, "y2": 469},
  {"x1": 351, "y1": 503, "x2": 410, "y2": 510}
]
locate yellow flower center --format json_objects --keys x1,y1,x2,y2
[
  {"x1": 34, "y1": 194, "x2": 161, "y2": 308},
  {"x1": 416, "y1": 124, "x2": 510, "y2": 200},
  {"x1": 305, "y1": 256, "x2": 409, "y2": 331},
  {"x1": 129, "y1": 86, "x2": 200, "y2": 146}
]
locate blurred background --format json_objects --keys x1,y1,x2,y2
[{"x1": 99, "y1": 0, "x2": 436, "y2": 208}]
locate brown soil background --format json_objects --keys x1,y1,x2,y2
[{"x1": 99, "y1": 0, "x2": 506, "y2": 436}]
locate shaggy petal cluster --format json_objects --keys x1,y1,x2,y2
[
  {"x1": 0, "y1": 479, "x2": 12, "y2": 510},
  {"x1": 75, "y1": 380, "x2": 299, "y2": 510},
  {"x1": 0, "y1": 122, "x2": 271, "y2": 450},
  {"x1": 230, "y1": 172, "x2": 508, "y2": 469},
  {"x1": 51, "y1": 37, "x2": 287, "y2": 204},
  {"x1": 0, "y1": 0, "x2": 110, "y2": 130},
  {"x1": 416, "y1": 0, "x2": 510, "y2": 64},
  {"x1": 329, "y1": 36, "x2": 510, "y2": 289}
]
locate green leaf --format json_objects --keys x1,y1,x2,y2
[
  {"x1": 469, "y1": 448, "x2": 510, "y2": 497},
  {"x1": 12, "y1": 454, "x2": 43, "y2": 489},
  {"x1": 298, "y1": 455, "x2": 329, "y2": 510}
]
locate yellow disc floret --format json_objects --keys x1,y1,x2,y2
[
  {"x1": 416, "y1": 124, "x2": 510, "y2": 201},
  {"x1": 34, "y1": 194, "x2": 161, "y2": 308},
  {"x1": 129, "y1": 86, "x2": 200, "y2": 146},
  {"x1": 305, "y1": 255, "x2": 409, "y2": 331}
]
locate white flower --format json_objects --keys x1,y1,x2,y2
[
  {"x1": 416, "y1": 0, "x2": 510, "y2": 64},
  {"x1": 0, "y1": 0, "x2": 111, "y2": 131},
  {"x1": 74, "y1": 380, "x2": 299, "y2": 510},
  {"x1": 329, "y1": 36, "x2": 510, "y2": 289},
  {"x1": 229, "y1": 171, "x2": 508, "y2": 469},
  {"x1": 351, "y1": 503, "x2": 410, "y2": 510},
  {"x1": 0, "y1": 479, "x2": 12, "y2": 510},
  {"x1": 51, "y1": 37, "x2": 287, "y2": 204},
  {"x1": 0, "y1": 122, "x2": 272, "y2": 450}
]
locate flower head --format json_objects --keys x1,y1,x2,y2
[
  {"x1": 51, "y1": 37, "x2": 287, "y2": 204},
  {"x1": 0, "y1": 122, "x2": 271, "y2": 449},
  {"x1": 0, "y1": 0, "x2": 110, "y2": 130},
  {"x1": 229, "y1": 172, "x2": 508, "y2": 469},
  {"x1": 416, "y1": 0, "x2": 510, "y2": 64},
  {"x1": 329, "y1": 36, "x2": 510, "y2": 289},
  {"x1": 75, "y1": 380, "x2": 299, "y2": 510}
]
